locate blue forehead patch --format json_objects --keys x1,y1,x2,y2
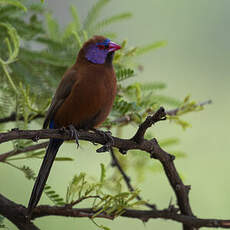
[{"x1": 96, "y1": 39, "x2": 110, "y2": 46}]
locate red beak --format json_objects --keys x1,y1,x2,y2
[{"x1": 108, "y1": 41, "x2": 121, "y2": 52}]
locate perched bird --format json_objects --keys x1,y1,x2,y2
[{"x1": 27, "y1": 35, "x2": 121, "y2": 216}]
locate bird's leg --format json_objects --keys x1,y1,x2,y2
[
  {"x1": 91, "y1": 128, "x2": 114, "y2": 153},
  {"x1": 66, "y1": 124, "x2": 79, "y2": 148}
]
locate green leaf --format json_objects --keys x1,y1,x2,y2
[
  {"x1": 92, "y1": 13, "x2": 132, "y2": 32},
  {"x1": 136, "y1": 41, "x2": 167, "y2": 56},
  {"x1": 171, "y1": 151, "x2": 187, "y2": 158},
  {"x1": 139, "y1": 82, "x2": 167, "y2": 91},
  {"x1": 45, "y1": 12, "x2": 60, "y2": 41},
  {"x1": 54, "y1": 157, "x2": 74, "y2": 161},
  {"x1": 70, "y1": 5, "x2": 81, "y2": 30},
  {"x1": 44, "y1": 184, "x2": 65, "y2": 205},
  {"x1": 0, "y1": 0, "x2": 27, "y2": 12},
  {"x1": 100, "y1": 163, "x2": 106, "y2": 184},
  {"x1": 116, "y1": 68, "x2": 134, "y2": 82},
  {"x1": 84, "y1": 0, "x2": 109, "y2": 30},
  {"x1": 159, "y1": 138, "x2": 180, "y2": 147},
  {"x1": 0, "y1": 22, "x2": 20, "y2": 64}
]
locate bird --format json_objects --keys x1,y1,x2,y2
[{"x1": 27, "y1": 35, "x2": 121, "y2": 216}]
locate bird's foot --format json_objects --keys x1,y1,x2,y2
[
  {"x1": 91, "y1": 128, "x2": 114, "y2": 153},
  {"x1": 67, "y1": 124, "x2": 79, "y2": 148}
]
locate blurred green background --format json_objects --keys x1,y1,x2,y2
[{"x1": 1, "y1": 0, "x2": 230, "y2": 229}]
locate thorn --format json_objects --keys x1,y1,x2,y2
[
  {"x1": 96, "y1": 144, "x2": 111, "y2": 153},
  {"x1": 160, "y1": 116, "x2": 167, "y2": 121},
  {"x1": 92, "y1": 141, "x2": 98, "y2": 146},
  {"x1": 32, "y1": 136, "x2": 39, "y2": 142},
  {"x1": 159, "y1": 106, "x2": 166, "y2": 113},
  {"x1": 11, "y1": 128, "x2": 19, "y2": 131},
  {"x1": 175, "y1": 184, "x2": 181, "y2": 191},
  {"x1": 185, "y1": 185, "x2": 191, "y2": 193},
  {"x1": 59, "y1": 127, "x2": 66, "y2": 134},
  {"x1": 141, "y1": 217, "x2": 149, "y2": 224},
  {"x1": 119, "y1": 148, "x2": 127, "y2": 155},
  {"x1": 169, "y1": 154, "x2": 175, "y2": 161}
]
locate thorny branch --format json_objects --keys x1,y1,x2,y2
[
  {"x1": 1, "y1": 191, "x2": 230, "y2": 229},
  {"x1": 0, "y1": 106, "x2": 228, "y2": 230}
]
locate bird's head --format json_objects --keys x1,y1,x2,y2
[{"x1": 78, "y1": 36, "x2": 121, "y2": 65}]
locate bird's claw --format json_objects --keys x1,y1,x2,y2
[{"x1": 67, "y1": 124, "x2": 79, "y2": 148}]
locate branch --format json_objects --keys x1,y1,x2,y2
[
  {"x1": 0, "y1": 141, "x2": 49, "y2": 162},
  {"x1": 0, "y1": 112, "x2": 44, "y2": 124},
  {"x1": 1, "y1": 192, "x2": 230, "y2": 229},
  {"x1": 32, "y1": 205, "x2": 230, "y2": 229},
  {"x1": 107, "y1": 100, "x2": 212, "y2": 126},
  {"x1": 0, "y1": 107, "x2": 225, "y2": 230},
  {"x1": 166, "y1": 100, "x2": 212, "y2": 116},
  {"x1": 0, "y1": 194, "x2": 39, "y2": 230},
  {"x1": 131, "y1": 106, "x2": 166, "y2": 143}
]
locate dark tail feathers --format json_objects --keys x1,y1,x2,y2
[{"x1": 27, "y1": 138, "x2": 63, "y2": 217}]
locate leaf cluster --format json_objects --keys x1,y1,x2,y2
[{"x1": 66, "y1": 164, "x2": 143, "y2": 220}]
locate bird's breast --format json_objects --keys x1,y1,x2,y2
[{"x1": 54, "y1": 65, "x2": 116, "y2": 129}]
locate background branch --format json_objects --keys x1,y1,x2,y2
[
  {"x1": 0, "y1": 141, "x2": 49, "y2": 162},
  {"x1": 0, "y1": 100, "x2": 212, "y2": 126},
  {"x1": 0, "y1": 112, "x2": 44, "y2": 124},
  {"x1": 110, "y1": 147, "x2": 156, "y2": 209},
  {"x1": 1, "y1": 192, "x2": 230, "y2": 230}
]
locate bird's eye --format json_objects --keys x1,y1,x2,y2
[
  {"x1": 97, "y1": 44, "x2": 105, "y2": 50},
  {"x1": 97, "y1": 43, "x2": 109, "y2": 50}
]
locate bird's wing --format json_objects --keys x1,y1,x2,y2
[{"x1": 43, "y1": 70, "x2": 79, "y2": 129}]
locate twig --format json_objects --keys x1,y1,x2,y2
[
  {"x1": 68, "y1": 196, "x2": 102, "y2": 207},
  {"x1": 131, "y1": 107, "x2": 166, "y2": 143},
  {"x1": 166, "y1": 100, "x2": 212, "y2": 116},
  {"x1": 110, "y1": 148, "x2": 156, "y2": 209},
  {"x1": 0, "y1": 112, "x2": 44, "y2": 124},
  {"x1": 106, "y1": 100, "x2": 212, "y2": 126},
  {"x1": 0, "y1": 141, "x2": 49, "y2": 162}
]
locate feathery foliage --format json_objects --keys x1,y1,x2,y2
[
  {"x1": 7, "y1": 162, "x2": 65, "y2": 206},
  {"x1": 66, "y1": 164, "x2": 143, "y2": 219}
]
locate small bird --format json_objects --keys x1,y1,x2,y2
[{"x1": 27, "y1": 35, "x2": 121, "y2": 216}]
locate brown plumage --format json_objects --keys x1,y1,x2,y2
[
  {"x1": 44, "y1": 36, "x2": 118, "y2": 129},
  {"x1": 27, "y1": 35, "x2": 121, "y2": 216}
]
